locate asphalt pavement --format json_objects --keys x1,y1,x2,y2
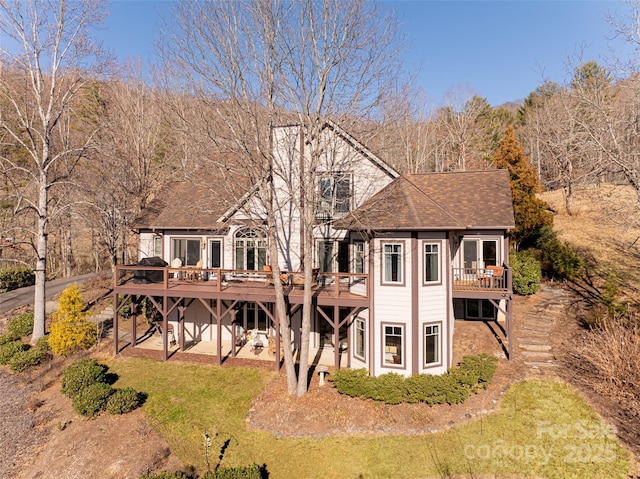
[{"x1": 0, "y1": 273, "x2": 100, "y2": 315}]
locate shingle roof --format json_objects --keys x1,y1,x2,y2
[
  {"x1": 133, "y1": 181, "x2": 236, "y2": 231},
  {"x1": 335, "y1": 170, "x2": 515, "y2": 231}
]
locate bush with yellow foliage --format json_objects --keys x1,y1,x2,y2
[{"x1": 48, "y1": 284, "x2": 97, "y2": 356}]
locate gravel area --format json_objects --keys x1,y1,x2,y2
[{"x1": 0, "y1": 370, "x2": 47, "y2": 479}]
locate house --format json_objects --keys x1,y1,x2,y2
[{"x1": 113, "y1": 122, "x2": 515, "y2": 376}]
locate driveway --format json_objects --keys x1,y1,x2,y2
[{"x1": 0, "y1": 273, "x2": 100, "y2": 315}]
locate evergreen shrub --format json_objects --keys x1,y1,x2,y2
[
  {"x1": 0, "y1": 340, "x2": 28, "y2": 364},
  {"x1": 8, "y1": 348, "x2": 44, "y2": 373},
  {"x1": 510, "y1": 249, "x2": 541, "y2": 295},
  {"x1": 536, "y1": 227, "x2": 583, "y2": 280},
  {"x1": 200, "y1": 464, "x2": 265, "y2": 479},
  {"x1": 138, "y1": 472, "x2": 190, "y2": 479},
  {"x1": 8, "y1": 313, "x2": 34, "y2": 338},
  {"x1": 0, "y1": 267, "x2": 35, "y2": 293},
  {"x1": 0, "y1": 333, "x2": 19, "y2": 346},
  {"x1": 48, "y1": 284, "x2": 97, "y2": 356},
  {"x1": 61, "y1": 358, "x2": 107, "y2": 398},
  {"x1": 332, "y1": 354, "x2": 498, "y2": 405},
  {"x1": 36, "y1": 334, "x2": 51, "y2": 352},
  {"x1": 72, "y1": 382, "x2": 113, "y2": 417},
  {"x1": 106, "y1": 387, "x2": 142, "y2": 414}
]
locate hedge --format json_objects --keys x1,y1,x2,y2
[
  {"x1": 8, "y1": 313, "x2": 34, "y2": 338},
  {"x1": 8, "y1": 348, "x2": 44, "y2": 373},
  {"x1": 0, "y1": 340, "x2": 29, "y2": 365},
  {"x1": 0, "y1": 267, "x2": 35, "y2": 293},
  {"x1": 332, "y1": 353, "x2": 498, "y2": 405}
]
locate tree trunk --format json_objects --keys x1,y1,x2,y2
[{"x1": 32, "y1": 171, "x2": 49, "y2": 343}]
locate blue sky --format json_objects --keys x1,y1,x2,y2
[{"x1": 101, "y1": 0, "x2": 635, "y2": 107}]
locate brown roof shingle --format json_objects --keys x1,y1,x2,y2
[
  {"x1": 335, "y1": 170, "x2": 515, "y2": 231},
  {"x1": 133, "y1": 181, "x2": 236, "y2": 231}
]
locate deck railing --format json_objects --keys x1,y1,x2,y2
[
  {"x1": 114, "y1": 265, "x2": 369, "y2": 299},
  {"x1": 452, "y1": 265, "x2": 511, "y2": 292}
]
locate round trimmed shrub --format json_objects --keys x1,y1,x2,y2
[
  {"x1": 106, "y1": 387, "x2": 141, "y2": 415},
  {"x1": 8, "y1": 313, "x2": 34, "y2": 338},
  {"x1": 61, "y1": 359, "x2": 107, "y2": 398},
  {"x1": 0, "y1": 340, "x2": 28, "y2": 365},
  {"x1": 72, "y1": 382, "x2": 112, "y2": 417},
  {"x1": 8, "y1": 348, "x2": 44, "y2": 373}
]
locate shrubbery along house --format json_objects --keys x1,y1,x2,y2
[{"x1": 113, "y1": 122, "x2": 515, "y2": 376}]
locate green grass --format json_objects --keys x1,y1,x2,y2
[{"x1": 108, "y1": 358, "x2": 630, "y2": 479}]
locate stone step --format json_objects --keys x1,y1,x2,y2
[
  {"x1": 521, "y1": 326, "x2": 551, "y2": 334},
  {"x1": 519, "y1": 344, "x2": 552, "y2": 352},
  {"x1": 516, "y1": 335, "x2": 549, "y2": 342},
  {"x1": 522, "y1": 318, "x2": 555, "y2": 326},
  {"x1": 524, "y1": 361, "x2": 559, "y2": 368},
  {"x1": 521, "y1": 350, "x2": 554, "y2": 359}
]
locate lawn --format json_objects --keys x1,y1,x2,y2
[{"x1": 109, "y1": 358, "x2": 630, "y2": 479}]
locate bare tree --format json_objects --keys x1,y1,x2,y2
[
  {"x1": 161, "y1": 0, "x2": 404, "y2": 397},
  {"x1": 0, "y1": 0, "x2": 110, "y2": 342},
  {"x1": 370, "y1": 85, "x2": 438, "y2": 174},
  {"x1": 82, "y1": 74, "x2": 178, "y2": 268}
]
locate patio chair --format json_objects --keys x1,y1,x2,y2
[
  {"x1": 246, "y1": 329, "x2": 265, "y2": 352},
  {"x1": 154, "y1": 321, "x2": 176, "y2": 346},
  {"x1": 169, "y1": 257, "x2": 182, "y2": 279}
]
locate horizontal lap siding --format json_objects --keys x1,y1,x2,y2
[
  {"x1": 373, "y1": 235, "x2": 413, "y2": 376},
  {"x1": 418, "y1": 234, "x2": 449, "y2": 375}
]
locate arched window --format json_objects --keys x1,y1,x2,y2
[{"x1": 234, "y1": 228, "x2": 267, "y2": 270}]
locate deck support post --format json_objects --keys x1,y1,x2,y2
[
  {"x1": 216, "y1": 299, "x2": 222, "y2": 366},
  {"x1": 178, "y1": 301, "x2": 186, "y2": 352},
  {"x1": 113, "y1": 293, "x2": 119, "y2": 356},
  {"x1": 507, "y1": 296, "x2": 513, "y2": 360},
  {"x1": 334, "y1": 304, "x2": 340, "y2": 370},
  {"x1": 231, "y1": 309, "x2": 238, "y2": 359},
  {"x1": 162, "y1": 295, "x2": 168, "y2": 361},
  {"x1": 131, "y1": 298, "x2": 137, "y2": 349}
]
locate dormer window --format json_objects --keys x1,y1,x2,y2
[{"x1": 316, "y1": 172, "x2": 351, "y2": 220}]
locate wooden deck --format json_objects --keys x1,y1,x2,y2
[
  {"x1": 452, "y1": 266, "x2": 512, "y2": 299},
  {"x1": 113, "y1": 265, "x2": 370, "y2": 308}
]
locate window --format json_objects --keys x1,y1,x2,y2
[
  {"x1": 424, "y1": 243, "x2": 440, "y2": 283},
  {"x1": 353, "y1": 241, "x2": 365, "y2": 274},
  {"x1": 383, "y1": 243, "x2": 403, "y2": 283},
  {"x1": 243, "y1": 302, "x2": 269, "y2": 332},
  {"x1": 355, "y1": 317, "x2": 366, "y2": 359},
  {"x1": 316, "y1": 173, "x2": 351, "y2": 219},
  {"x1": 465, "y1": 299, "x2": 496, "y2": 320},
  {"x1": 209, "y1": 239, "x2": 222, "y2": 268},
  {"x1": 153, "y1": 236, "x2": 162, "y2": 257},
  {"x1": 172, "y1": 238, "x2": 201, "y2": 266},
  {"x1": 317, "y1": 240, "x2": 349, "y2": 273},
  {"x1": 424, "y1": 324, "x2": 440, "y2": 366},
  {"x1": 383, "y1": 324, "x2": 403, "y2": 366},
  {"x1": 235, "y1": 229, "x2": 267, "y2": 270},
  {"x1": 317, "y1": 241, "x2": 334, "y2": 273},
  {"x1": 462, "y1": 238, "x2": 498, "y2": 269}
]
